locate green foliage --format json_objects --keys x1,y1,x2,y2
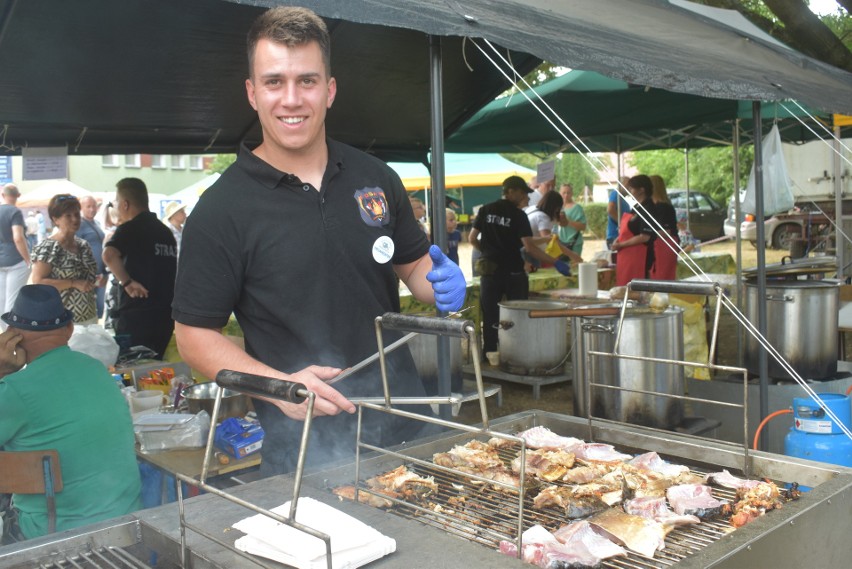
[
  {"x1": 628, "y1": 145, "x2": 754, "y2": 204},
  {"x1": 206, "y1": 154, "x2": 237, "y2": 174},
  {"x1": 583, "y1": 202, "x2": 609, "y2": 240},
  {"x1": 500, "y1": 152, "x2": 601, "y2": 195}
]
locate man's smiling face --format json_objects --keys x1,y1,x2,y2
[{"x1": 246, "y1": 38, "x2": 336, "y2": 160}]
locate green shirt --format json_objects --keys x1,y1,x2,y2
[
  {"x1": 0, "y1": 346, "x2": 141, "y2": 538},
  {"x1": 557, "y1": 203, "x2": 587, "y2": 254}
]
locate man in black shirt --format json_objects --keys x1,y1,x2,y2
[
  {"x1": 103, "y1": 178, "x2": 177, "y2": 359},
  {"x1": 469, "y1": 176, "x2": 570, "y2": 354}
]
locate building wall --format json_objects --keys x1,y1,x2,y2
[{"x1": 10, "y1": 154, "x2": 216, "y2": 195}]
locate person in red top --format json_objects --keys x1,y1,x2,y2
[{"x1": 611, "y1": 175, "x2": 656, "y2": 286}]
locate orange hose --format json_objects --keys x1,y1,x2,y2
[
  {"x1": 753, "y1": 409, "x2": 794, "y2": 450},
  {"x1": 846, "y1": 384, "x2": 852, "y2": 396}
]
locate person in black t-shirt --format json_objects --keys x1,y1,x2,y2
[
  {"x1": 468, "y1": 175, "x2": 571, "y2": 354},
  {"x1": 102, "y1": 178, "x2": 177, "y2": 359}
]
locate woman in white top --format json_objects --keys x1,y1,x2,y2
[{"x1": 523, "y1": 191, "x2": 570, "y2": 269}]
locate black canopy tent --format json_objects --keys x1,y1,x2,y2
[
  {"x1": 3, "y1": 0, "x2": 852, "y2": 426},
  {"x1": 1, "y1": 0, "x2": 851, "y2": 159}
]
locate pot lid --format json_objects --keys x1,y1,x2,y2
[{"x1": 743, "y1": 255, "x2": 836, "y2": 279}]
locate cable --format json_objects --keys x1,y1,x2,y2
[{"x1": 753, "y1": 409, "x2": 793, "y2": 450}]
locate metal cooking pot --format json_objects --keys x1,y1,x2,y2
[
  {"x1": 497, "y1": 300, "x2": 570, "y2": 375},
  {"x1": 744, "y1": 280, "x2": 838, "y2": 379},
  {"x1": 572, "y1": 306, "x2": 684, "y2": 429},
  {"x1": 408, "y1": 333, "x2": 463, "y2": 394},
  {"x1": 181, "y1": 382, "x2": 249, "y2": 419}
]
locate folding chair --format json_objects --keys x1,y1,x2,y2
[{"x1": 0, "y1": 450, "x2": 63, "y2": 535}]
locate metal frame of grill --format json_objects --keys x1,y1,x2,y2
[{"x1": 325, "y1": 288, "x2": 852, "y2": 567}]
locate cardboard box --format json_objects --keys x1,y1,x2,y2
[{"x1": 214, "y1": 417, "x2": 264, "y2": 459}]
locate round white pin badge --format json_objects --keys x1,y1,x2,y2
[{"x1": 372, "y1": 235, "x2": 394, "y2": 264}]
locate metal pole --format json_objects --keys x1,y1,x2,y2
[
  {"x1": 752, "y1": 102, "x2": 769, "y2": 451},
  {"x1": 834, "y1": 124, "x2": 845, "y2": 278},
  {"x1": 429, "y1": 34, "x2": 453, "y2": 417},
  {"x1": 732, "y1": 120, "x2": 743, "y2": 367}
]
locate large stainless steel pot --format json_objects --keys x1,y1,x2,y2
[
  {"x1": 409, "y1": 333, "x2": 462, "y2": 393},
  {"x1": 182, "y1": 382, "x2": 249, "y2": 419},
  {"x1": 745, "y1": 280, "x2": 838, "y2": 379},
  {"x1": 498, "y1": 300, "x2": 570, "y2": 375},
  {"x1": 572, "y1": 306, "x2": 684, "y2": 429}
]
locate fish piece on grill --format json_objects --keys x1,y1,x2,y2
[
  {"x1": 433, "y1": 439, "x2": 504, "y2": 470},
  {"x1": 365, "y1": 465, "x2": 438, "y2": 501},
  {"x1": 666, "y1": 483, "x2": 730, "y2": 518},
  {"x1": 499, "y1": 524, "x2": 624, "y2": 568},
  {"x1": 629, "y1": 452, "x2": 692, "y2": 478},
  {"x1": 587, "y1": 508, "x2": 667, "y2": 559},
  {"x1": 561, "y1": 461, "x2": 615, "y2": 484},
  {"x1": 730, "y1": 480, "x2": 784, "y2": 527},
  {"x1": 552, "y1": 521, "x2": 627, "y2": 564},
  {"x1": 572, "y1": 443, "x2": 632, "y2": 463},
  {"x1": 511, "y1": 448, "x2": 576, "y2": 482},
  {"x1": 532, "y1": 485, "x2": 612, "y2": 519},
  {"x1": 510, "y1": 426, "x2": 584, "y2": 451},
  {"x1": 332, "y1": 485, "x2": 394, "y2": 508},
  {"x1": 623, "y1": 496, "x2": 701, "y2": 532},
  {"x1": 704, "y1": 469, "x2": 764, "y2": 491}
]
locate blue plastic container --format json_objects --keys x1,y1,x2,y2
[{"x1": 784, "y1": 393, "x2": 852, "y2": 479}]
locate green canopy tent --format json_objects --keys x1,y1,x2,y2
[{"x1": 446, "y1": 70, "x2": 847, "y2": 155}]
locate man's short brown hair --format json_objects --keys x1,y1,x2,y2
[{"x1": 247, "y1": 6, "x2": 331, "y2": 78}]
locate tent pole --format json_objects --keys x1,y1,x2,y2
[
  {"x1": 752, "y1": 102, "x2": 770, "y2": 451},
  {"x1": 732, "y1": 120, "x2": 743, "y2": 367},
  {"x1": 834, "y1": 124, "x2": 845, "y2": 279},
  {"x1": 429, "y1": 34, "x2": 453, "y2": 417}
]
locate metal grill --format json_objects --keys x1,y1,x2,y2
[
  {"x1": 348, "y1": 434, "x2": 777, "y2": 568},
  {"x1": 25, "y1": 546, "x2": 153, "y2": 569}
]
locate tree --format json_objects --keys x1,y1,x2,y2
[
  {"x1": 500, "y1": 151, "x2": 602, "y2": 201},
  {"x1": 693, "y1": 0, "x2": 851, "y2": 72},
  {"x1": 628, "y1": 145, "x2": 754, "y2": 205},
  {"x1": 206, "y1": 154, "x2": 236, "y2": 174}
]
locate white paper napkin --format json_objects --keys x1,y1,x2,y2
[{"x1": 232, "y1": 497, "x2": 396, "y2": 569}]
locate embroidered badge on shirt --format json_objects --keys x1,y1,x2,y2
[{"x1": 354, "y1": 187, "x2": 390, "y2": 227}]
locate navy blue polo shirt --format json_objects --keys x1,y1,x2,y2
[
  {"x1": 474, "y1": 198, "x2": 532, "y2": 274},
  {"x1": 173, "y1": 140, "x2": 435, "y2": 473},
  {"x1": 106, "y1": 211, "x2": 176, "y2": 312},
  {"x1": 173, "y1": 139, "x2": 429, "y2": 371}
]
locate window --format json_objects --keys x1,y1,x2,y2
[
  {"x1": 189, "y1": 155, "x2": 204, "y2": 171},
  {"x1": 151, "y1": 155, "x2": 168, "y2": 169},
  {"x1": 171, "y1": 155, "x2": 186, "y2": 170},
  {"x1": 102, "y1": 155, "x2": 120, "y2": 168},
  {"x1": 124, "y1": 154, "x2": 141, "y2": 168}
]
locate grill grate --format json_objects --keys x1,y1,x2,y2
[
  {"x1": 351, "y1": 442, "x2": 755, "y2": 568},
  {"x1": 32, "y1": 546, "x2": 153, "y2": 569}
]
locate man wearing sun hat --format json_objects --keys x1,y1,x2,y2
[
  {"x1": 0, "y1": 284, "x2": 141, "y2": 539},
  {"x1": 162, "y1": 201, "x2": 188, "y2": 254}
]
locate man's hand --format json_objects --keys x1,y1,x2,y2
[
  {"x1": 0, "y1": 330, "x2": 26, "y2": 377},
  {"x1": 124, "y1": 280, "x2": 149, "y2": 299},
  {"x1": 265, "y1": 365, "x2": 356, "y2": 421},
  {"x1": 425, "y1": 245, "x2": 466, "y2": 312}
]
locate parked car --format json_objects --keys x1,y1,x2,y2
[
  {"x1": 724, "y1": 192, "x2": 808, "y2": 250},
  {"x1": 668, "y1": 190, "x2": 726, "y2": 241}
]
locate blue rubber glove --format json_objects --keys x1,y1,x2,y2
[
  {"x1": 553, "y1": 259, "x2": 572, "y2": 276},
  {"x1": 426, "y1": 245, "x2": 466, "y2": 312}
]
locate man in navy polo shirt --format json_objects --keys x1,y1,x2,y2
[
  {"x1": 468, "y1": 176, "x2": 571, "y2": 355},
  {"x1": 171, "y1": 6, "x2": 465, "y2": 475}
]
